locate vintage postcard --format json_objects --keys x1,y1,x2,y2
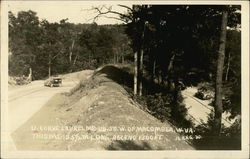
[{"x1": 1, "y1": 0, "x2": 249, "y2": 158}]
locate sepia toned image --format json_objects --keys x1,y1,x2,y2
[{"x1": 1, "y1": 1, "x2": 249, "y2": 159}]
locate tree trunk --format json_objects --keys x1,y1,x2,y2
[
  {"x1": 48, "y1": 64, "x2": 51, "y2": 78},
  {"x1": 132, "y1": 8, "x2": 139, "y2": 96},
  {"x1": 69, "y1": 47, "x2": 72, "y2": 63},
  {"x1": 121, "y1": 47, "x2": 124, "y2": 63},
  {"x1": 213, "y1": 10, "x2": 228, "y2": 136},
  {"x1": 139, "y1": 48, "x2": 144, "y2": 96},
  {"x1": 165, "y1": 53, "x2": 176, "y2": 88},
  {"x1": 122, "y1": 54, "x2": 124, "y2": 64},
  {"x1": 138, "y1": 21, "x2": 147, "y2": 96},
  {"x1": 48, "y1": 53, "x2": 51, "y2": 78},
  {"x1": 69, "y1": 39, "x2": 75, "y2": 63},
  {"x1": 73, "y1": 54, "x2": 78, "y2": 67},
  {"x1": 167, "y1": 54, "x2": 175, "y2": 72},
  {"x1": 225, "y1": 52, "x2": 231, "y2": 82},
  {"x1": 134, "y1": 51, "x2": 138, "y2": 95},
  {"x1": 116, "y1": 52, "x2": 119, "y2": 63},
  {"x1": 158, "y1": 70, "x2": 162, "y2": 85},
  {"x1": 28, "y1": 67, "x2": 32, "y2": 82},
  {"x1": 89, "y1": 53, "x2": 91, "y2": 66},
  {"x1": 152, "y1": 59, "x2": 156, "y2": 82}
]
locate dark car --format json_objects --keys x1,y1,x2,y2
[
  {"x1": 44, "y1": 77, "x2": 62, "y2": 87},
  {"x1": 195, "y1": 86, "x2": 214, "y2": 100}
]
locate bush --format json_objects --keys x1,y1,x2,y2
[
  {"x1": 9, "y1": 76, "x2": 31, "y2": 85},
  {"x1": 194, "y1": 113, "x2": 241, "y2": 150},
  {"x1": 169, "y1": 90, "x2": 193, "y2": 127},
  {"x1": 146, "y1": 93, "x2": 172, "y2": 122},
  {"x1": 133, "y1": 92, "x2": 191, "y2": 128}
]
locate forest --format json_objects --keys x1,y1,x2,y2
[
  {"x1": 9, "y1": 10, "x2": 132, "y2": 79},
  {"x1": 9, "y1": 5, "x2": 241, "y2": 149}
]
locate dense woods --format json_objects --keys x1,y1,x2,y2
[
  {"x1": 9, "y1": 10, "x2": 132, "y2": 79},
  {"x1": 9, "y1": 5, "x2": 241, "y2": 149},
  {"x1": 122, "y1": 5, "x2": 241, "y2": 149}
]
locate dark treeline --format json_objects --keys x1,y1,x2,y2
[
  {"x1": 124, "y1": 5, "x2": 240, "y2": 95},
  {"x1": 8, "y1": 10, "x2": 132, "y2": 79}
]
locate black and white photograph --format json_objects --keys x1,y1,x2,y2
[{"x1": 1, "y1": 1, "x2": 249, "y2": 158}]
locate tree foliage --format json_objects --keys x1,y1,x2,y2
[
  {"x1": 120, "y1": 5, "x2": 241, "y2": 140},
  {"x1": 9, "y1": 11, "x2": 132, "y2": 79}
]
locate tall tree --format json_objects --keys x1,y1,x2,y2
[
  {"x1": 138, "y1": 21, "x2": 147, "y2": 96},
  {"x1": 134, "y1": 51, "x2": 138, "y2": 95},
  {"x1": 213, "y1": 10, "x2": 228, "y2": 135}
]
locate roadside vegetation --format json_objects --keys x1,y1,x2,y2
[
  {"x1": 9, "y1": 11, "x2": 132, "y2": 80},
  {"x1": 9, "y1": 5, "x2": 241, "y2": 150}
]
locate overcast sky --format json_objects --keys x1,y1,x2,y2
[{"x1": 8, "y1": 1, "x2": 130, "y2": 24}]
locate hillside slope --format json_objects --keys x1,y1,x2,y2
[{"x1": 12, "y1": 66, "x2": 194, "y2": 150}]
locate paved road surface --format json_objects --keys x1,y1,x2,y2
[
  {"x1": 9, "y1": 80, "x2": 78, "y2": 132},
  {"x1": 7, "y1": 70, "x2": 93, "y2": 150},
  {"x1": 182, "y1": 87, "x2": 235, "y2": 127}
]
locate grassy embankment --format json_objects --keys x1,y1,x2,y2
[{"x1": 12, "y1": 64, "x2": 194, "y2": 150}]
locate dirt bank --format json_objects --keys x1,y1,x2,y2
[{"x1": 12, "y1": 66, "x2": 194, "y2": 150}]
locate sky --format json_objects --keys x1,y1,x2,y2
[{"x1": 8, "y1": 1, "x2": 131, "y2": 24}]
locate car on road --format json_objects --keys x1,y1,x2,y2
[
  {"x1": 44, "y1": 77, "x2": 62, "y2": 87},
  {"x1": 194, "y1": 86, "x2": 214, "y2": 100}
]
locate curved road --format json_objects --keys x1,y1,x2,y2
[{"x1": 182, "y1": 87, "x2": 235, "y2": 127}]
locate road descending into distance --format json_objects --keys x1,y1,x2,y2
[
  {"x1": 182, "y1": 87, "x2": 235, "y2": 127},
  {"x1": 8, "y1": 70, "x2": 93, "y2": 150}
]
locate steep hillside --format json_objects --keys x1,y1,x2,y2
[{"x1": 12, "y1": 65, "x2": 194, "y2": 150}]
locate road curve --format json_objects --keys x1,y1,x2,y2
[{"x1": 182, "y1": 87, "x2": 235, "y2": 127}]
